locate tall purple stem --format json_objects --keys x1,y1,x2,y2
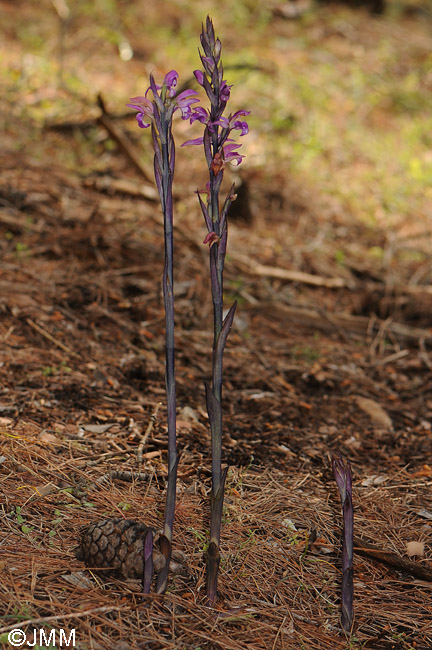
[
  {"x1": 127, "y1": 71, "x2": 198, "y2": 595},
  {"x1": 332, "y1": 452, "x2": 354, "y2": 634},
  {"x1": 185, "y1": 16, "x2": 249, "y2": 603},
  {"x1": 155, "y1": 100, "x2": 178, "y2": 595}
]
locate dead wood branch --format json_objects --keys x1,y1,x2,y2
[
  {"x1": 235, "y1": 255, "x2": 348, "y2": 288},
  {"x1": 235, "y1": 254, "x2": 432, "y2": 297},
  {"x1": 354, "y1": 536, "x2": 432, "y2": 582},
  {"x1": 82, "y1": 175, "x2": 158, "y2": 201},
  {"x1": 26, "y1": 318, "x2": 79, "y2": 357},
  {"x1": 249, "y1": 302, "x2": 432, "y2": 343}
]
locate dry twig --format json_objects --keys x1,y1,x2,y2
[
  {"x1": 26, "y1": 318, "x2": 78, "y2": 357},
  {"x1": 137, "y1": 403, "x2": 162, "y2": 467}
]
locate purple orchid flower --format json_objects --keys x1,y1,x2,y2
[
  {"x1": 220, "y1": 80, "x2": 232, "y2": 102},
  {"x1": 183, "y1": 105, "x2": 250, "y2": 168},
  {"x1": 163, "y1": 69, "x2": 178, "y2": 96},
  {"x1": 126, "y1": 96, "x2": 154, "y2": 128},
  {"x1": 182, "y1": 138, "x2": 244, "y2": 168},
  {"x1": 127, "y1": 70, "x2": 199, "y2": 129},
  {"x1": 222, "y1": 142, "x2": 244, "y2": 166},
  {"x1": 216, "y1": 110, "x2": 250, "y2": 135},
  {"x1": 189, "y1": 106, "x2": 209, "y2": 125},
  {"x1": 175, "y1": 89, "x2": 200, "y2": 119}
]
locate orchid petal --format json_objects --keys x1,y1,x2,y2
[
  {"x1": 175, "y1": 89, "x2": 199, "y2": 101},
  {"x1": 220, "y1": 80, "x2": 232, "y2": 102},
  {"x1": 164, "y1": 70, "x2": 178, "y2": 95},
  {"x1": 181, "y1": 137, "x2": 204, "y2": 146},
  {"x1": 136, "y1": 114, "x2": 151, "y2": 128},
  {"x1": 190, "y1": 107, "x2": 209, "y2": 125},
  {"x1": 127, "y1": 96, "x2": 154, "y2": 128},
  {"x1": 232, "y1": 120, "x2": 249, "y2": 136},
  {"x1": 230, "y1": 109, "x2": 251, "y2": 119}
]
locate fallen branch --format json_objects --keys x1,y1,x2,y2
[
  {"x1": 26, "y1": 318, "x2": 79, "y2": 357},
  {"x1": 235, "y1": 254, "x2": 432, "y2": 296},
  {"x1": 354, "y1": 536, "x2": 432, "y2": 582},
  {"x1": 82, "y1": 175, "x2": 158, "y2": 201},
  {"x1": 249, "y1": 302, "x2": 432, "y2": 343},
  {"x1": 235, "y1": 255, "x2": 348, "y2": 288}
]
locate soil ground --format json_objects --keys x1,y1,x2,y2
[{"x1": 1, "y1": 2, "x2": 432, "y2": 649}]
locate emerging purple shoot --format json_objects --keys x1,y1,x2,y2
[
  {"x1": 332, "y1": 452, "x2": 354, "y2": 635},
  {"x1": 188, "y1": 16, "x2": 249, "y2": 603},
  {"x1": 142, "y1": 528, "x2": 154, "y2": 595},
  {"x1": 128, "y1": 71, "x2": 197, "y2": 595}
]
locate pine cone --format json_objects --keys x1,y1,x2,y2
[
  {"x1": 76, "y1": 518, "x2": 160, "y2": 579},
  {"x1": 76, "y1": 518, "x2": 188, "y2": 580}
]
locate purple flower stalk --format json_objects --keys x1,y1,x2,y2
[
  {"x1": 332, "y1": 452, "x2": 354, "y2": 634},
  {"x1": 127, "y1": 71, "x2": 198, "y2": 595},
  {"x1": 186, "y1": 16, "x2": 249, "y2": 603}
]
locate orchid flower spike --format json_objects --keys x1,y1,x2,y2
[{"x1": 127, "y1": 70, "x2": 199, "y2": 128}]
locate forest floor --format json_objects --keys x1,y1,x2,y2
[{"x1": 1, "y1": 1, "x2": 432, "y2": 649}]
